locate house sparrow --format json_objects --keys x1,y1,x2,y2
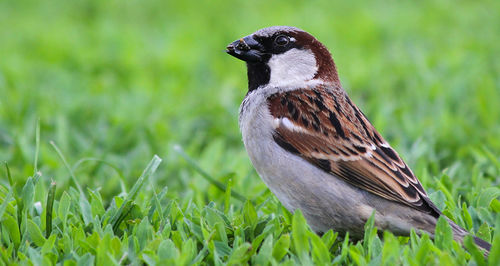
[{"x1": 226, "y1": 26, "x2": 491, "y2": 253}]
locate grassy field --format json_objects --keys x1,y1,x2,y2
[{"x1": 1, "y1": 0, "x2": 499, "y2": 264}]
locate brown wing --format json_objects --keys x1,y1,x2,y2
[{"x1": 268, "y1": 85, "x2": 440, "y2": 216}]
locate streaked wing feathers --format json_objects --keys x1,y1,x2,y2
[{"x1": 268, "y1": 86, "x2": 440, "y2": 216}]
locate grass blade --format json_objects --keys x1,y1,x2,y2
[
  {"x1": 5, "y1": 161, "x2": 25, "y2": 236},
  {"x1": 50, "y1": 141, "x2": 93, "y2": 224},
  {"x1": 173, "y1": 145, "x2": 248, "y2": 203},
  {"x1": 72, "y1": 158, "x2": 125, "y2": 181},
  {"x1": 110, "y1": 155, "x2": 162, "y2": 232},
  {"x1": 5, "y1": 162, "x2": 13, "y2": 187},
  {"x1": 49, "y1": 141, "x2": 84, "y2": 196},
  {"x1": 34, "y1": 118, "x2": 40, "y2": 175},
  {"x1": 0, "y1": 187, "x2": 13, "y2": 221},
  {"x1": 45, "y1": 181, "x2": 56, "y2": 238}
]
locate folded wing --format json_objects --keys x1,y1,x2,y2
[{"x1": 268, "y1": 86, "x2": 440, "y2": 216}]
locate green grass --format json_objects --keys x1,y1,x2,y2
[{"x1": 1, "y1": 0, "x2": 499, "y2": 264}]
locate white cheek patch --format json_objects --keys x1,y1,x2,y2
[{"x1": 267, "y1": 48, "x2": 318, "y2": 87}]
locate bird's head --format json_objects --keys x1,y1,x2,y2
[{"x1": 226, "y1": 26, "x2": 340, "y2": 91}]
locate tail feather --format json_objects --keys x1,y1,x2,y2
[
  {"x1": 449, "y1": 218, "x2": 491, "y2": 257},
  {"x1": 473, "y1": 236, "x2": 491, "y2": 256}
]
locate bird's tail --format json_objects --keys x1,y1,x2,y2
[
  {"x1": 449, "y1": 218, "x2": 491, "y2": 257},
  {"x1": 472, "y1": 235, "x2": 491, "y2": 256}
]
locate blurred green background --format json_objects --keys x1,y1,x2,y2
[{"x1": 1, "y1": 0, "x2": 499, "y2": 204}]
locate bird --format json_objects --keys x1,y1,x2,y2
[{"x1": 226, "y1": 26, "x2": 491, "y2": 254}]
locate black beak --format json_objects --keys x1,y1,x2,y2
[{"x1": 226, "y1": 35, "x2": 264, "y2": 63}]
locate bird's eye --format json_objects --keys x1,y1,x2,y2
[{"x1": 274, "y1": 35, "x2": 290, "y2": 46}]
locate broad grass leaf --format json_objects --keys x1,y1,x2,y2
[
  {"x1": 184, "y1": 217, "x2": 203, "y2": 242},
  {"x1": 251, "y1": 222, "x2": 275, "y2": 252},
  {"x1": 136, "y1": 217, "x2": 153, "y2": 250},
  {"x1": 491, "y1": 199, "x2": 500, "y2": 213},
  {"x1": 77, "y1": 253, "x2": 95, "y2": 266},
  {"x1": 203, "y1": 206, "x2": 224, "y2": 227},
  {"x1": 309, "y1": 231, "x2": 330, "y2": 264},
  {"x1": 27, "y1": 219, "x2": 46, "y2": 246},
  {"x1": 203, "y1": 207, "x2": 228, "y2": 243},
  {"x1": 253, "y1": 234, "x2": 273, "y2": 265},
  {"x1": 180, "y1": 238, "x2": 196, "y2": 264},
  {"x1": 110, "y1": 236, "x2": 122, "y2": 258},
  {"x1": 2, "y1": 215, "x2": 20, "y2": 246},
  {"x1": 477, "y1": 188, "x2": 500, "y2": 208},
  {"x1": 476, "y1": 207, "x2": 496, "y2": 225},
  {"x1": 349, "y1": 248, "x2": 367, "y2": 266},
  {"x1": 227, "y1": 242, "x2": 252, "y2": 265},
  {"x1": 142, "y1": 254, "x2": 155, "y2": 266},
  {"x1": 88, "y1": 189, "x2": 105, "y2": 217},
  {"x1": 0, "y1": 245, "x2": 13, "y2": 263},
  {"x1": 437, "y1": 175, "x2": 455, "y2": 207},
  {"x1": 0, "y1": 187, "x2": 13, "y2": 222},
  {"x1": 27, "y1": 246, "x2": 45, "y2": 265},
  {"x1": 212, "y1": 247, "x2": 223, "y2": 266},
  {"x1": 461, "y1": 203, "x2": 473, "y2": 230},
  {"x1": 409, "y1": 229, "x2": 420, "y2": 250},
  {"x1": 272, "y1": 233, "x2": 290, "y2": 261},
  {"x1": 41, "y1": 234, "x2": 56, "y2": 254},
  {"x1": 22, "y1": 177, "x2": 35, "y2": 213},
  {"x1": 477, "y1": 222, "x2": 491, "y2": 243},
  {"x1": 214, "y1": 241, "x2": 232, "y2": 258},
  {"x1": 435, "y1": 216, "x2": 453, "y2": 249},
  {"x1": 243, "y1": 200, "x2": 257, "y2": 230},
  {"x1": 158, "y1": 239, "x2": 179, "y2": 260},
  {"x1": 429, "y1": 191, "x2": 446, "y2": 211},
  {"x1": 291, "y1": 210, "x2": 309, "y2": 261},
  {"x1": 200, "y1": 217, "x2": 211, "y2": 243},
  {"x1": 214, "y1": 222, "x2": 228, "y2": 244},
  {"x1": 79, "y1": 193, "x2": 93, "y2": 226},
  {"x1": 363, "y1": 210, "x2": 379, "y2": 259},
  {"x1": 96, "y1": 234, "x2": 119, "y2": 265},
  {"x1": 381, "y1": 232, "x2": 400, "y2": 264},
  {"x1": 438, "y1": 252, "x2": 455, "y2": 265},
  {"x1": 171, "y1": 231, "x2": 183, "y2": 250},
  {"x1": 321, "y1": 230, "x2": 337, "y2": 250}
]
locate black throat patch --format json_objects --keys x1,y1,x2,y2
[{"x1": 246, "y1": 62, "x2": 270, "y2": 92}]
